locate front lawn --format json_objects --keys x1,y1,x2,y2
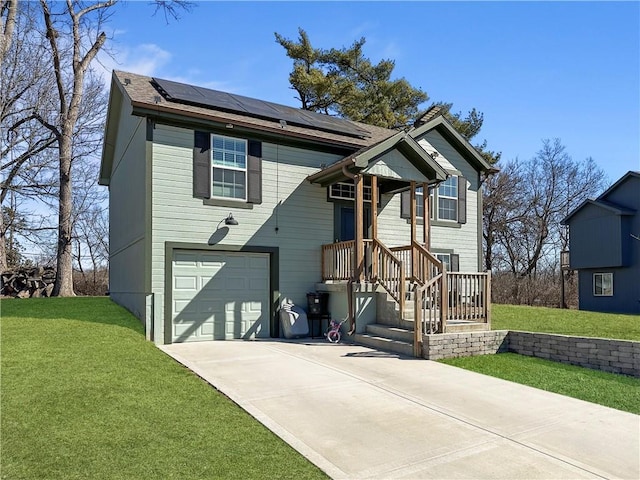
[
  {"x1": 0, "y1": 297, "x2": 327, "y2": 480},
  {"x1": 440, "y1": 353, "x2": 640, "y2": 414},
  {"x1": 492, "y1": 304, "x2": 640, "y2": 340}
]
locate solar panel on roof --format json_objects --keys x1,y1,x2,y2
[
  {"x1": 152, "y1": 77, "x2": 371, "y2": 139},
  {"x1": 235, "y1": 96, "x2": 284, "y2": 120},
  {"x1": 153, "y1": 78, "x2": 204, "y2": 101},
  {"x1": 268, "y1": 103, "x2": 315, "y2": 128},
  {"x1": 194, "y1": 87, "x2": 247, "y2": 112}
]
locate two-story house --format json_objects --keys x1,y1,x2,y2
[
  {"x1": 99, "y1": 71, "x2": 495, "y2": 353},
  {"x1": 563, "y1": 171, "x2": 640, "y2": 314}
]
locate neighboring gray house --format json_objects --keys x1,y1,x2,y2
[
  {"x1": 99, "y1": 71, "x2": 495, "y2": 348},
  {"x1": 563, "y1": 171, "x2": 640, "y2": 314}
]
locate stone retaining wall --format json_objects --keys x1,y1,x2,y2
[
  {"x1": 421, "y1": 330, "x2": 640, "y2": 377},
  {"x1": 507, "y1": 332, "x2": 640, "y2": 378},
  {"x1": 422, "y1": 331, "x2": 509, "y2": 360}
]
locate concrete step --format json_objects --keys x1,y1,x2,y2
[
  {"x1": 376, "y1": 316, "x2": 415, "y2": 330},
  {"x1": 354, "y1": 333, "x2": 414, "y2": 357},
  {"x1": 445, "y1": 322, "x2": 490, "y2": 333},
  {"x1": 366, "y1": 323, "x2": 414, "y2": 343}
]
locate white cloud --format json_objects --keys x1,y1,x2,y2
[{"x1": 95, "y1": 43, "x2": 172, "y2": 85}]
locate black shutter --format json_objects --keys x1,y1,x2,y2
[
  {"x1": 247, "y1": 140, "x2": 262, "y2": 204},
  {"x1": 193, "y1": 131, "x2": 211, "y2": 199},
  {"x1": 450, "y1": 254, "x2": 460, "y2": 272},
  {"x1": 457, "y1": 176, "x2": 466, "y2": 224},
  {"x1": 400, "y1": 190, "x2": 410, "y2": 219}
]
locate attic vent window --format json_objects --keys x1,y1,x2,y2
[{"x1": 329, "y1": 182, "x2": 372, "y2": 202}]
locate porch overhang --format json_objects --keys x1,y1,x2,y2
[{"x1": 306, "y1": 130, "x2": 448, "y2": 189}]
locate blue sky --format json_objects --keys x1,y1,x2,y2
[{"x1": 100, "y1": 1, "x2": 640, "y2": 183}]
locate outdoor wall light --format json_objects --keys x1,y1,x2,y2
[{"x1": 218, "y1": 213, "x2": 238, "y2": 228}]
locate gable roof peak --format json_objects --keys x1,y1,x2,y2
[{"x1": 413, "y1": 105, "x2": 444, "y2": 128}]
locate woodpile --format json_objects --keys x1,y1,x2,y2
[{"x1": 1, "y1": 267, "x2": 56, "y2": 298}]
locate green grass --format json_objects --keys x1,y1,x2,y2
[
  {"x1": 440, "y1": 353, "x2": 640, "y2": 414},
  {"x1": 492, "y1": 304, "x2": 640, "y2": 340},
  {"x1": 0, "y1": 297, "x2": 327, "y2": 480}
]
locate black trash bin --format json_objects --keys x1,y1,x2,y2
[{"x1": 307, "y1": 292, "x2": 329, "y2": 315}]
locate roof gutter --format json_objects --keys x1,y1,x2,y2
[
  {"x1": 307, "y1": 156, "x2": 358, "y2": 184},
  {"x1": 130, "y1": 101, "x2": 366, "y2": 150}
]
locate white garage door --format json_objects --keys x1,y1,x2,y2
[{"x1": 171, "y1": 250, "x2": 270, "y2": 342}]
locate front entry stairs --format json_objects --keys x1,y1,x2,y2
[{"x1": 354, "y1": 291, "x2": 489, "y2": 357}]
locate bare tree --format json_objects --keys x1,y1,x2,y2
[
  {"x1": 39, "y1": 0, "x2": 116, "y2": 296},
  {"x1": 0, "y1": 0, "x2": 17, "y2": 61},
  {"x1": 484, "y1": 139, "x2": 608, "y2": 305},
  {"x1": 1, "y1": 1, "x2": 58, "y2": 271},
  {"x1": 38, "y1": 0, "x2": 191, "y2": 296}
]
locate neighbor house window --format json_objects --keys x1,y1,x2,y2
[
  {"x1": 211, "y1": 134, "x2": 247, "y2": 200},
  {"x1": 593, "y1": 273, "x2": 613, "y2": 296}
]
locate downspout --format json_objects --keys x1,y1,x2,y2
[{"x1": 341, "y1": 165, "x2": 358, "y2": 335}]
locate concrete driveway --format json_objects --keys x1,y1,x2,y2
[{"x1": 160, "y1": 340, "x2": 639, "y2": 480}]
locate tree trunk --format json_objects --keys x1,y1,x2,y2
[
  {"x1": 52, "y1": 134, "x2": 74, "y2": 296},
  {"x1": 0, "y1": 213, "x2": 7, "y2": 273}
]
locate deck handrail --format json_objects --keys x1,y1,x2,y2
[
  {"x1": 321, "y1": 239, "x2": 491, "y2": 354},
  {"x1": 414, "y1": 272, "x2": 445, "y2": 354},
  {"x1": 445, "y1": 272, "x2": 491, "y2": 323},
  {"x1": 390, "y1": 242, "x2": 443, "y2": 285},
  {"x1": 321, "y1": 240, "x2": 356, "y2": 281},
  {"x1": 372, "y1": 239, "x2": 405, "y2": 319},
  {"x1": 410, "y1": 241, "x2": 443, "y2": 285}
]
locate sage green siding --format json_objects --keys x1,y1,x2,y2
[
  {"x1": 364, "y1": 150, "x2": 430, "y2": 183},
  {"x1": 376, "y1": 130, "x2": 481, "y2": 272},
  {"x1": 109, "y1": 118, "x2": 485, "y2": 343},
  {"x1": 150, "y1": 124, "x2": 342, "y2": 343},
  {"x1": 108, "y1": 100, "x2": 148, "y2": 320}
]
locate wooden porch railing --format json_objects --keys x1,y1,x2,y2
[
  {"x1": 445, "y1": 272, "x2": 492, "y2": 323},
  {"x1": 321, "y1": 240, "x2": 355, "y2": 281},
  {"x1": 371, "y1": 239, "x2": 405, "y2": 319},
  {"x1": 390, "y1": 241, "x2": 442, "y2": 284},
  {"x1": 414, "y1": 270, "x2": 491, "y2": 350},
  {"x1": 414, "y1": 273, "x2": 445, "y2": 335},
  {"x1": 321, "y1": 240, "x2": 491, "y2": 352}
]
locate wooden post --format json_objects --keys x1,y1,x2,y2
[
  {"x1": 440, "y1": 270, "x2": 448, "y2": 333},
  {"x1": 399, "y1": 262, "x2": 405, "y2": 321},
  {"x1": 423, "y1": 183, "x2": 430, "y2": 250},
  {"x1": 321, "y1": 244, "x2": 325, "y2": 281},
  {"x1": 410, "y1": 181, "x2": 416, "y2": 245},
  {"x1": 486, "y1": 270, "x2": 492, "y2": 327},
  {"x1": 410, "y1": 181, "x2": 416, "y2": 279},
  {"x1": 414, "y1": 290, "x2": 422, "y2": 357},
  {"x1": 371, "y1": 176, "x2": 378, "y2": 280},
  {"x1": 354, "y1": 174, "x2": 364, "y2": 282}
]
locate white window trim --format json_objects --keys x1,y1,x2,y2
[
  {"x1": 435, "y1": 253, "x2": 451, "y2": 271},
  {"x1": 329, "y1": 182, "x2": 372, "y2": 202},
  {"x1": 211, "y1": 134, "x2": 247, "y2": 202},
  {"x1": 593, "y1": 272, "x2": 613, "y2": 297},
  {"x1": 415, "y1": 178, "x2": 458, "y2": 222},
  {"x1": 436, "y1": 177, "x2": 458, "y2": 223}
]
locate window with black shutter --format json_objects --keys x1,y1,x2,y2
[
  {"x1": 401, "y1": 175, "x2": 466, "y2": 225},
  {"x1": 193, "y1": 131, "x2": 262, "y2": 205}
]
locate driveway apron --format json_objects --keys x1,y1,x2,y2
[{"x1": 160, "y1": 340, "x2": 639, "y2": 480}]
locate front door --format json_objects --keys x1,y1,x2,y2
[{"x1": 335, "y1": 204, "x2": 371, "y2": 242}]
